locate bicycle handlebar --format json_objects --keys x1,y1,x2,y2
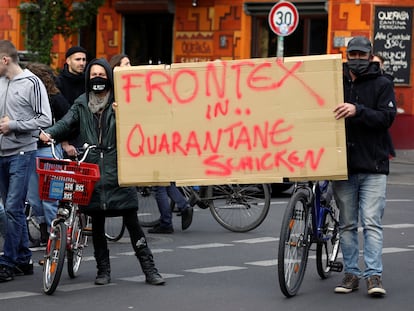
[{"x1": 39, "y1": 128, "x2": 96, "y2": 163}]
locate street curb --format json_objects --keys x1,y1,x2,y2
[{"x1": 392, "y1": 150, "x2": 414, "y2": 164}]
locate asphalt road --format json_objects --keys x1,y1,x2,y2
[
  {"x1": 0, "y1": 161, "x2": 413, "y2": 310},
  {"x1": 0, "y1": 163, "x2": 414, "y2": 311}
]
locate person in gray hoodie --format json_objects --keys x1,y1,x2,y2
[{"x1": 0, "y1": 40, "x2": 52, "y2": 282}]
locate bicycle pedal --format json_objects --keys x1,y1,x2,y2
[{"x1": 329, "y1": 261, "x2": 343, "y2": 272}]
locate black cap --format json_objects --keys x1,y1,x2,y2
[
  {"x1": 347, "y1": 36, "x2": 372, "y2": 53},
  {"x1": 65, "y1": 46, "x2": 87, "y2": 59}
]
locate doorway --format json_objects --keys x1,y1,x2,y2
[
  {"x1": 252, "y1": 15, "x2": 328, "y2": 58},
  {"x1": 124, "y1": 13, "x2": 174, "y2": 65}
]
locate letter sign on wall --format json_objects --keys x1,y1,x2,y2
[{"x1": 373, "y1": 6, "x2": 412, "y2": 85}]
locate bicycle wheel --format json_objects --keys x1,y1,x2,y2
[
  {"x1": 137, "y1": 187, "x2": 160, "y2": 227},
  {"x1": 43, "y1": 221, "x2": 67, "y2": 295},
  {"x1": 278, "y1": 189, "x2": 312, "y2": 297},
  {"x1": 207, "y1": 184, "x2": 271, "y2": 232},
  {"x1": 25, "y1": 203, "x2": 41, "y2": 243},
  {"x1": 105, "y1": 216, "x2": 125, "y2": 241},
  {"x1": 67, "y1": 211, "x2": 88, "y2": 278},
  {"x1": 316, "y1": 200, "x2": 341, "y2": 279}
]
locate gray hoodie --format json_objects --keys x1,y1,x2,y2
[{"x1": 0, "y1": 69, "x2": 52, "y2": 156}]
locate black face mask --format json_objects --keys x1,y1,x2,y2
[
  {"x1": 89, "y1": 77, "x2": 110, "y2": 94},
  {"x1": 347, "y1": 59, "x2": 370, "y2": 76}
]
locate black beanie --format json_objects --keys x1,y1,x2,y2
[{"x1": 65, "y1": 46, "x2": 87, "y2": 59}]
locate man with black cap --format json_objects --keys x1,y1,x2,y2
[
  {"x1": 56, "y1": 46, "x2": 87, "y2": 157},
  {"x1": 332, "y1": 36, "x2": 396, "y2": 297},
  {"x1": 56, "y1": 46, "x2": 87, "y2": 106}
]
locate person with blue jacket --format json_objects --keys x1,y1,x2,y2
[
  {"x1": 40, "y1": 58, "x2": 165, "y2": 286},
  {"x1": 332, "y1": 36, "x2": 396, "y2": 297}
]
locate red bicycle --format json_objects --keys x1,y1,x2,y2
[{"x1": 36, "y1": 141, "x2": 100, "y2": 295}]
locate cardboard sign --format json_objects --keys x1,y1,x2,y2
[{"x1": 113, "y1": 55, "x2": 347, "y2": 186}]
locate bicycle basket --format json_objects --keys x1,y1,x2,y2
[{"x1": 36, "y1": 157, "x2": 100, "y2": 205}]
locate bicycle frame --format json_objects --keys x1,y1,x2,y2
[
  {"x1": 46, "y1": 203, "x2": 77, "y2": 256},
  {"x1": 291, "y1": 181, "x2": 337, "y2": 243}
]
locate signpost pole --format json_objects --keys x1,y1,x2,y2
[{"x1": 277, "y1": 36, "x2": 284, "y2": 60}]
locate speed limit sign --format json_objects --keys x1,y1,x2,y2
[{"x1": 268, "y1": 1, "x2": 299, "y2": 36}]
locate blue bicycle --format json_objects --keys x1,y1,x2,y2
[{"x1": 278, "y1": 181, "x2": 343, "y2": 297}]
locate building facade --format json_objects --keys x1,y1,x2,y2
[
  {"x1": 0, "y1": 0, "x2": 412, "y2": 148},
  {"x1": 327, "y1": 0, "x2": 413, "y2": 149}
]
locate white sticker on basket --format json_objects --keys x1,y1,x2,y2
[
  {"x1": 64, "y1": 182, "x2": 75, "y2": 191},
  {"x1": 75, "y1": 184, "x2": 85, "y2": 192},
  {"x1": 63, "y1": 192, "x2": 73, "y2": 200}
]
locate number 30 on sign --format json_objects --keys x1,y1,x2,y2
[{"x1": 268, "y1": 1, "x2": 299, "y2": 36}]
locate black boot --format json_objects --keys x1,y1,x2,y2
[
  {"x1": 136, "y1": 246, "x2": 165, "y2": 285},
  {"x1": 39, "y1": 223, "x2": 49, "y2": 246},
  {"x1": 95, "y1": 250, "x2": 111, "y2": 285}
]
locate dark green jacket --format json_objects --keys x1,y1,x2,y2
[{"x1": 46, "y1": 58, "x2": 138, "y2": 215}]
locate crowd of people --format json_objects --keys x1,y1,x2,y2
[{"x1": 0, "y1": 36, "x2": 396, "y2": 298}]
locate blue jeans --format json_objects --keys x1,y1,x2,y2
[
  {"x1": 155, "y1": 183, "x2": 188, "y2": 228},
  {"x1": 0, "y1": 199, "x2": 6, "y2": 238},
  {"x1": 26, "y1": 145, "x2": 62, "y2": 227},
  {"x1": 332, "y1": 174, "x2": 386, "y2": 279},
  {"x1": 0, "y1": 151, "x2": 35, "y2": 267}
]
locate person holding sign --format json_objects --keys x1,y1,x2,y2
[
  {"x1": 39, "y1": 58, "x2": 165, "y2": 286},
  {"x1": 332, "y1": 36, "x2": 396, "y2": 297}
]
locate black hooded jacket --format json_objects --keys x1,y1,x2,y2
[
  {"x1": 343, "y1": 61, "x2": 396, "y2": 175},
  {"x1": 46, "y1": 58, "x2": 138, "y2": 215},
  {"x1": 55, "y1": 64, "x2": 86, "y2": 106}
]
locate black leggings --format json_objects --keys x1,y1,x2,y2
[{"x1": 91, "y1": 209, "x2": 146, "y2": 260}]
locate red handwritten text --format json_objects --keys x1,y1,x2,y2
[
  {"x1": 203, "y1": 148, "x2": 325, "y2": 176},
  {"x1": 120, "y1": 59, "x2": 325, "y2": 107},
  {"x1": 126, "y1": 119, "x2": 294, "y2": 157}
]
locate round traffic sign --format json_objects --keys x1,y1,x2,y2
[{"x1": 268, "y1": 1, "x2": 299, "y2": 36}]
